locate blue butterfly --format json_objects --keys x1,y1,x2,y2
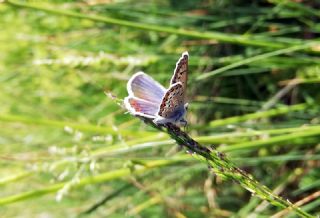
[{"x1": 124, "y1": 52, "x2": 189, "y2": 126}]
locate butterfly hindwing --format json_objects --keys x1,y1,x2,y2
[
  {"x1": 170, "y1": 52, "x2": 188, "y2": 94},
  {"x1": 158, "y1": 82, "x2": 184, "y2": 119},
  {"x1": 124, "y1": 96, "x2": 158, "y2": 118},
  {"x1": 127, "y1": 72, "x2": 166, "y2": 105}
]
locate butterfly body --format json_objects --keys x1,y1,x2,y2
[
  {"x1": 154, "y1": 104, "x2": 187, "y2": 126},
  {"x1": 124, "y1": 52, "x2": 189, "y2": 126}
]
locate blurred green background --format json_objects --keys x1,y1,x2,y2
[{"x1": 0, "y1": 0, "x2": 319, "y2": 217}]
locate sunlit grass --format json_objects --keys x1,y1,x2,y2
[{"x1": 0, "y1": 0, "x2": 319, "y2": 217}]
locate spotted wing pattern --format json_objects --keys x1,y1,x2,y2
[
  {"x1": 124, "y1": 97, "x2": 158, "y2": 118},
  {"x1": 170, "y1": 52, "x2": 188, "y2": 92},
  {"x1": 127, "y1": 72, "x2": 166, "y2": 105},
  {"x1": 158, "y1": 82, "x2": 184, "y2": 118}
]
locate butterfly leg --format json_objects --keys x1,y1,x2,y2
[{"x1": 180, "y1": 118, "x2": 188, "y2": 128}]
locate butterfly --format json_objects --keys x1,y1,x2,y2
[{"x1": 124, "y1": 51, "x2": 189, "y2": 126}]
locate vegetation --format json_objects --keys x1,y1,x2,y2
[{"x1": 0, "y1": 0, "x2": 319, "y2": 217}]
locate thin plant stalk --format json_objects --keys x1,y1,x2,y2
[{"x1": 137, "y1": 117, "x2": 314, "y2": 218}]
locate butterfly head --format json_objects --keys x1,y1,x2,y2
[{"x1": 184, "y1": 103, "x2": 189, "y2": 111}]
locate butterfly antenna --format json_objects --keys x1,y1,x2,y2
[{"x1": 104, "y1": 90, "x2": 123, "y2": 107}]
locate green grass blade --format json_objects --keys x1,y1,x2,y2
[
  {"x1": 209, "y1": 104, "x2": 307, "y2": 128},
  {"x1": 196, "y1": 42, "x2": 318, "y2": 80},
  {"x1": 5, "y1": 0, "x2": 319, "y2": 50},
  {"x1": 0, "y1": 159, "x2": 178, "y2": 206}
]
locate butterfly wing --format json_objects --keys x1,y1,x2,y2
[
  {"x1": 170, "y1": 52, "x2": 188, "y2": 93},
  {"x1": 125, "y1": 53, "x2": 189, "y2": 124},
  {"x1": 157, "y1": 82, "x2": 185, "y2": 122},
  {"x1": 124, "y1": 96, "x2": 158, "y2": 118},
  {"x1": 127, "y1": 72, "x2": 166, "y2": 105}
]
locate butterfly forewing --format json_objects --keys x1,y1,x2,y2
[
  {"x1": 170, "y1": 52, "x2": 188, "y2": 94},
  {"x1": 128, "y1": 72, "x2": 166, "y2": 105},
  {"x1": 158, "y1": 82, "x2": 184, "y2": 118}
]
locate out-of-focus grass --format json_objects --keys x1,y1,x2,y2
[{"x1": 0, "y1": 0, "x2": 319, "y2": 217}]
